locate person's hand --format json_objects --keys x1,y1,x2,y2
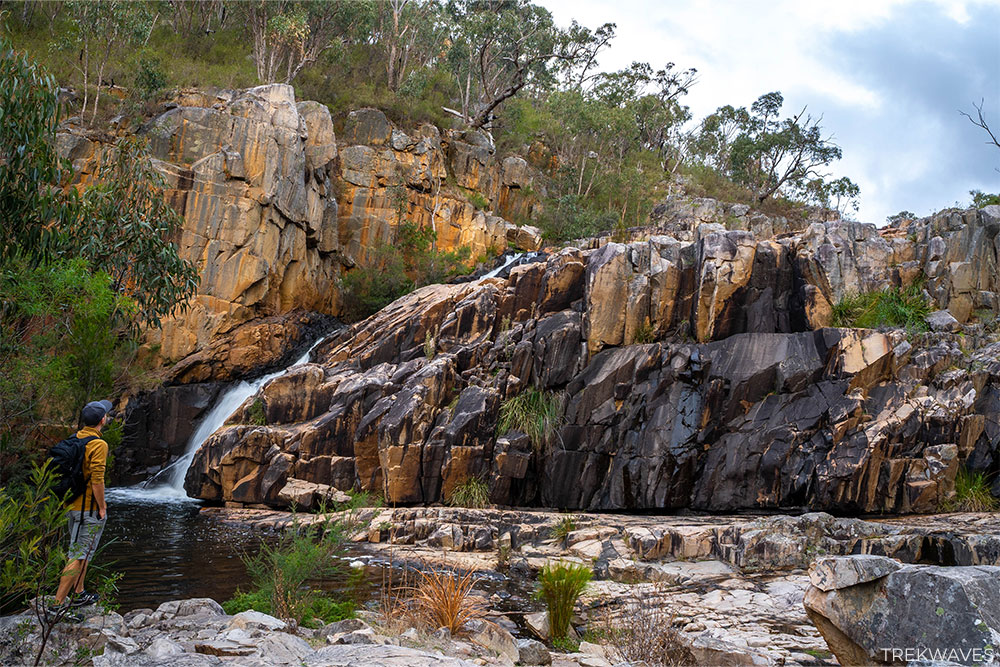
[{"x1": 98, "y1": 506, "x2": 107, "y2": 520}]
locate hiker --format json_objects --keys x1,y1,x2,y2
[{"x1": 50, "y1": 399, "x2": 112, "y2": 613}]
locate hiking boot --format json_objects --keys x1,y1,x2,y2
[
  {"x1": 44, "y1": 600, "x2": 84, "y2": 623},
  {"x1": 70, "y1": 590, "x2": 99, "y2": 607}
]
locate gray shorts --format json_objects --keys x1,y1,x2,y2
[{"x1": 67, "y1": 511, "x2": 106, "y2": 561}]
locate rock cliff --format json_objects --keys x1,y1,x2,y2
[
  {"x1": 57, "y1": 85, "x2": 542, "y2": 376},
  {"x1": 183, "y1": 206, "x2": 1000, "y2": 513}
]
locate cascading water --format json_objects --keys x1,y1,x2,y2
[
  {"x1": 482, "y1": 251, "x2": 542, "y2": 279},
  {"x1": 129, "y1": 337, "x2": 328, "y2": 501}
]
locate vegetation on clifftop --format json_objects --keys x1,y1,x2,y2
[{"x1": 2, "y1": 0, "x2": 859, "y2": 247}]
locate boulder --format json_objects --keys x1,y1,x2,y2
[
  {"x1": 467, "y1": 620, "x2": 518, "y2": 663},
  {"x1": 226, "y1": 609, "x2": 287, "y2": 632},
  {"x1": 516, "y1": 638, "x2": 552, "y2": 665},
  {"x1": 927, "y1": 309, "x2": 961, "y2": 332},
  {"x1": 805, "y1": 556, "x2": 1000, "y2": 666}
]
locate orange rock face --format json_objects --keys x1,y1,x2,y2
[{"x1": 58, "y1": 89, "x2": 542, "y2": 372}]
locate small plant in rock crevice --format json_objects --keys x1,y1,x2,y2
[
  {"x1": 424, "y1": 327, "x2": 438, "y2": 360},
  {"x1": 633, "y1": 321, "x2": 656, "y2": 344},
  {"x1": 535, "y1": 561, "x2": 592, "y2": 641},
  {"x1": 448, "y1": 476, "x2": 490, "y2": 509},
  {"x1": 247, "y1": 398, "x2": 267, "y2": 426},
  {"x1": 942, "y1": 467, "x2": 999, "y2": 512},
  {"x1": 550, "y1": 515, "x2": 577, "y2": 544},
  {"x1": 496, "y1": 387, "x2": 562, "y2": 449}
]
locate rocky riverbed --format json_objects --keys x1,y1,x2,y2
[{"x1": 5, "y1": 506, "x2": 999, "y2": 665}]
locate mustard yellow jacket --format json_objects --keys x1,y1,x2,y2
[{"x1": 67, "y1": 426, "x2": 108, "y2": 512}]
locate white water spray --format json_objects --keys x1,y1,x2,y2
[
  {"x1": 140, "y1": 338, "x2": 326, "y2": 499},
  {"x1": 482, "y1": 251, "x2": 541, "y2": 279}
]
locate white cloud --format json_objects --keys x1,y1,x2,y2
[{"x1": 538, "y1": 0, "x2": 1000, "y2": 225}]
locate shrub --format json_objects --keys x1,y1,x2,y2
[
  {"x1": 536, "y1": 562, "x2": 592, "y2": 641},
  {"x1": 496, "y1": 388, "x2": 562, "y2": 449},
  {"x1": 247, "y1": 399, "x2": 266, "y2": 426},
  {"x1": 537, "y1": 194, "x2": 618, "y2": 243},
  {"x1": 411, "y1": 568, "x2": 486, "y2": 635},
  {"x1": 943, "y1": 467, "x2": 998, "y2": 512},
  {"x1": 601, "y1": 585, "x2": 697, "y2": 666},
  {"x1": 338, "y1": 242, "x2": 414, "y2": 322},
  {"x1": 230, "y1": 513, "x2": 353, "y2": 624},
  {"x1": 338, "y1": 224, "x2": 471, "y2": 323},
  {"x1": 831, "y1": 283, "x2": 930, "y2": 331},
  {"x1": 466, "y1": 191, "x2": 490, "y2": 211},
  {"x1": 134, "y1": 56, "x2": 167, "y2": 100},
  {"x1": 448, "y1": 477, "x2": 490, "y2": 509}
]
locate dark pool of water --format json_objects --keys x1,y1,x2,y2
[
  {"x1": 102, "y1": 489, "x2": 266, "y2": 611},
  {"x1": 101, "y1": 488, "x2": 538, "y2": 630}
]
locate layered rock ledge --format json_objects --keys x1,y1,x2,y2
[
  {"x1": 185, "y1": 207, "x2": 1000, "y2": 513},
  {"x1": 58, "y1": 86, "x2": 542, "y2": 372}
]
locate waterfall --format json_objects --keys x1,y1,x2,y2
[
  {"x1": 134, "y1": 337, "x2": 327, "y2": 501},
  {"x1": 482, "y1": 251, "x2": 542, "y2": 279}
]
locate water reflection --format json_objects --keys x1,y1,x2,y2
[{"x1": 103, "y1": 488, "x2": 266, "y2": 611}]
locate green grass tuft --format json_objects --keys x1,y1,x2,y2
[
  {"x1": 943, "y1": 467, "x2": 998, "y2": 512},
  {"x1": 831, "y1": 283, "x2": 930, "y2": 331},
  {"x1": 550, "y1": 515, "x2": 577, "y2": 543},
  {"x1": 535, "y1": 561, "x2": 592, "y2": 641},
  {"x1": 448, "y1": 476, "x2": 490, "y2": 508},
  {"x1": 496, "y1": 388, "x2": 562, "y2": 448}
]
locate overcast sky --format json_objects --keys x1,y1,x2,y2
[{"x1": 540, "y1": 0, "x2": 1000, "y2": 225}]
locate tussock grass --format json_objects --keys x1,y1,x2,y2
[
  {"x1": 535, "y1": 561, "x2": 592, "y2": 641},
  {"x1": 943, "y1": 467, "x2": 998, "y2": 512},
  {"x1": 831, "y1": 283, "x2": 930, "y2": 331},
  {"x1": 496, "y1": 388, "x2": 562, "y2": 448},
  {"x1": 550, "y1": 515, "x2": 577, "y2": 543},
  {"x1": 411, "y1": 569, "x2": 486, "y2": 636},
  {"x1": 448, "y1": 476, "x2": 490, "y2": 509}
]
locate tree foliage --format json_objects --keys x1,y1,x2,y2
[
  {"x1": 0, "y1": 40, "x2": 198, "y2": 484},
  {"x1": 244, "y1": 0, "x2": 376, "y2": 84},
  {"x1": 72, "y1": 136, "x2": 200, "y2": 332},
  {"x1": 0, "y1": 41, "x2": 75, "y2": 266},
  {"x1": 446, "y1": 0, "x2": 613, "y2": 128}
]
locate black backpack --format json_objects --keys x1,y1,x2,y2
[{"x1": 48, "y1": 435, "x2": 97, "y2": 503}]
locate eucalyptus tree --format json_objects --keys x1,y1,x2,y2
[
  {"x1": 244, "y1": 0, "x2": 377, "y2": 84},
  {"x1": 66, "y1": 0, "x2": 155, "y2": 122},
  {"x1": 698, "y1": 91, "x2": 853, "y2": 204},
  {"x1": 445, "y1": 0, "x2": 612, "y2": 129}
]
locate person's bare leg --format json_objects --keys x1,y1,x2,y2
[
  {"x1": 54, "y1": 559, "x2": 83, "y2": 604},
  {"x1": 73, "y1": 560, "x2": 90, "y2": 594}
]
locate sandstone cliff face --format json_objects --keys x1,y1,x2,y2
[
  {"x1": 57, "y1": 86, "x2": 542, "y2": 376},
  {"x1": 184, "y1": 206, "x2": 1000, "y2": 514}
]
